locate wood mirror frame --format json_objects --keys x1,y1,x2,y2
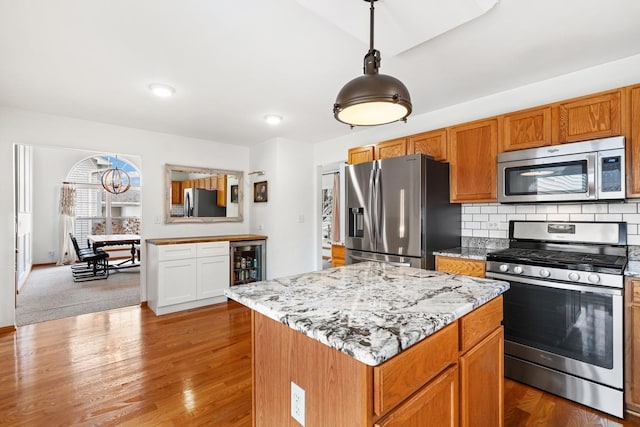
[{"x1": 165, "y1": 164, "x2": 244, "y2": 223}]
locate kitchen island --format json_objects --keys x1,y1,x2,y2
[{"x1": 225, "y1": 262, "x2": 509, "y2": 427}]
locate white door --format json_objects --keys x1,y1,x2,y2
[{"x1": 15, "y1": 144, "x2": 33, "y2": 293}]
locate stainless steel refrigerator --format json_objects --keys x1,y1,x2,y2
[
  {"x1": 184, "y1": 188, "x2": 227, "y2": 217},
  {"x1": 345, "y1": 154, "x2": 460, "y2": 269}
]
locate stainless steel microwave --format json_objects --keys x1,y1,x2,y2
[{"x1": 497, "y1": 136, "x2": 625, "y2": 203}]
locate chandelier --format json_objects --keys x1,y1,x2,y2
[{"x1": 101, "y1": 156, "x2": 131, "y2": 195}]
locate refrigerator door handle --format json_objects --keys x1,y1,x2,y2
[
  {"x1": 369, "y1": 168, "x2": 376, "y2": 247},
  {"x1": 349, "y1": 254, "x2": 411, "y2": 267},
  {"x1": 375, "y1": 167, "x2": 382, "y2": 249}
]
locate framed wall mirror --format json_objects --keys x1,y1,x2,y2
[{"x1": 165, "y1": 164, "x2": 244, "y2": 223}]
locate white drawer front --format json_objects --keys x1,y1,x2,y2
[
  {"x1": 197, "y1": 241, "x2": 229, "y2": 258},
  {"x1": 158, "y1": 243, "x2": 197, "y2": 261}
]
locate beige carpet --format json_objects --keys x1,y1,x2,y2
[{"x1": 16, "y1": 264, "x2": 140, "y2": 326}]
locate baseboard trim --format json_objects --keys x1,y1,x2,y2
[
  {"x1": 0, "y1": 325, "x2": 17, "y2": 335},
  {"x1": 626, "y1": 408, "x2": 640, "y2": 423}
]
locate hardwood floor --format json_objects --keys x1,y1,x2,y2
[
  {"x1": 504, "y1": 378, "x2": 639, "y2": 427},
  {"x1": 0, "y1": 301, "x2": 252, "y2": 426},
  {"x1": 0, "y1": 301, "x2": 638, "y2": 426}
]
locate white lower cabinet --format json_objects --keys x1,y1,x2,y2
[
  {"x1": 158, "y1": 258, "x2": 198, "y2": 306},
  {"x1": 197, "y1": 255, "x2": 229, "y2": 299},
  {"x1": 148, "y1": 241, "x2": 230, "y2": 315}
]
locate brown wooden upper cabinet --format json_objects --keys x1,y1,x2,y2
[
  {"x1": 448, "y1": 118, "x2": 498, "y2": 203},
  {"x1": 557, "y1": 90, "x2": 621, "y2": 143},
  {"x1": 376, "y1": 138, "x2": 407, "y2": 160},
  {"x1": 171, "y1": 181, "x2": 182, "y2": 205},
  {"x1": 626, "y1": 85, "x2": 640, "y2": 198},
  {"x1": 217, "y1": 174, "x2": 227, "y2": 207},
  {"x1": 500, "y1": 106, "x2": 552, "y2": 152},
  {"x1": 347, "y1": 138, "x2": 407, "y2": 164},
  {"x1": 407, "y1": 128, "x2": 448, "y2": 161},
  {"x1": 347, "y1": 145, "x2": 375, "y2": 165}
]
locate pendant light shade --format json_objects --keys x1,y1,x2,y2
[{"x1": 333, "y1": 0, "x2": 412, "y2": 127}]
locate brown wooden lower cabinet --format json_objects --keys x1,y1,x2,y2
[
  {"x1": 436, "y1": 255, "x2": 486, "y2": 278},
  {"x1": 460, "y1": 327, "x2": 504, "y2": 427},
  {"x1": 375, "y1": 366, "x2": 458, "y2": 427},
  {"x1": 626, "y1": 278, "x2": 640, "y2": 414},
  {"x1": 331, "y1": 244, "x2": 345, "y2": 267},
  {"x1": 252, "y1": 296, "x2": 503, "y2": 426}
]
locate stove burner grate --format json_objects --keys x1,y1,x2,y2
[{"x1": 487, "y1": 248, "x2": 627, "y2": 274}]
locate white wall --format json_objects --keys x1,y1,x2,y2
[
  {"x1": 0, "y1": 107, "x2": 250, "y2": 328},
  {"x1": 250, "y1": 138, "x2": 315, "y2": 279}
]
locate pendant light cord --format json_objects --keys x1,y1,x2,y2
[
  {"x1": 364, "y1": 0, "x2": 380, "y2": 75},
  {"x1": 369, "y1": 0, "x2": 375, "y2": 54}
]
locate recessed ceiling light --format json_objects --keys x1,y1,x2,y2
[
  {"x1": 148, "y1": 83, "x2": 176, "y2": 98},
  {"x1": 264, "y1": 114, "x2": 283, "y2": 125}
]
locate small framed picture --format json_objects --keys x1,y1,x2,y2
[
  {"x1": 230, "y1": 185, "x2": 239, "y2": 203},
  {"x1": 254, "y1": 181, "x2": 268, "y2": 203}
]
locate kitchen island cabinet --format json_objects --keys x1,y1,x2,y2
[{"x1": 226, "y1": 262, "x2": 508, "y2": 426}]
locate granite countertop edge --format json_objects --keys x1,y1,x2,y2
[
  {"x1": 625, "y1": 260, "x2": 640, "y2": 277},
  {"x1": 433, "y1": 247, "x2": 494, "y2": 261},
  {"x1": 225, "y1": 262, "x2": 510, "y2": 366}
]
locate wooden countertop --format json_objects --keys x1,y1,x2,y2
[{"x1": 146, "y1": 234, "x2": 267, "y2": 245}]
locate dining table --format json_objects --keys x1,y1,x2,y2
[{"x1": 87, "y1": 234, "x2": 141, "y2": 268}]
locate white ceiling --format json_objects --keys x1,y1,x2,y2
[{"x1": 1, "y1": 0, "x2": 639, "y2": 147}]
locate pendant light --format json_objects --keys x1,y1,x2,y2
[
  {"x1": 101, "y1": 156, "x2": 131, "y2": 195},
  {"x1": 333, "y1": 0, "x2": 412, "y2": 127}
]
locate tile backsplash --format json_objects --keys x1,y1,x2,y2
[{"x1": 461, "y1": 201, "x2": 640, "y2": 245}]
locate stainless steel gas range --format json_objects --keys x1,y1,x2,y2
[{"x1": 486, "y1": 221, "x2": 627, "y2": 418}]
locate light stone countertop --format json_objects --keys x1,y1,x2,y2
[
  {"x1": 432, "y1": 247, "x2": 495, "y2": 261},
  {"x1": 225, "y1": 262, "x2": 509, "y2": 366},
  {"x1": 625, "y1": 260, "x2": 640, "y2": 277}
]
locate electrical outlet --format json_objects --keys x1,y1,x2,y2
[{"x1": 291, "y1": 381, "x2": 305, "y2": 426}]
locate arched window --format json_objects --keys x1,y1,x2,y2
[{"x1": 67, "y1": 155, "x2": 141, "y2": 244}]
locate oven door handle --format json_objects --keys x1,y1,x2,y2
[{"x1": 486, "y1": 272, "x2": 622, "y2": 296}]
